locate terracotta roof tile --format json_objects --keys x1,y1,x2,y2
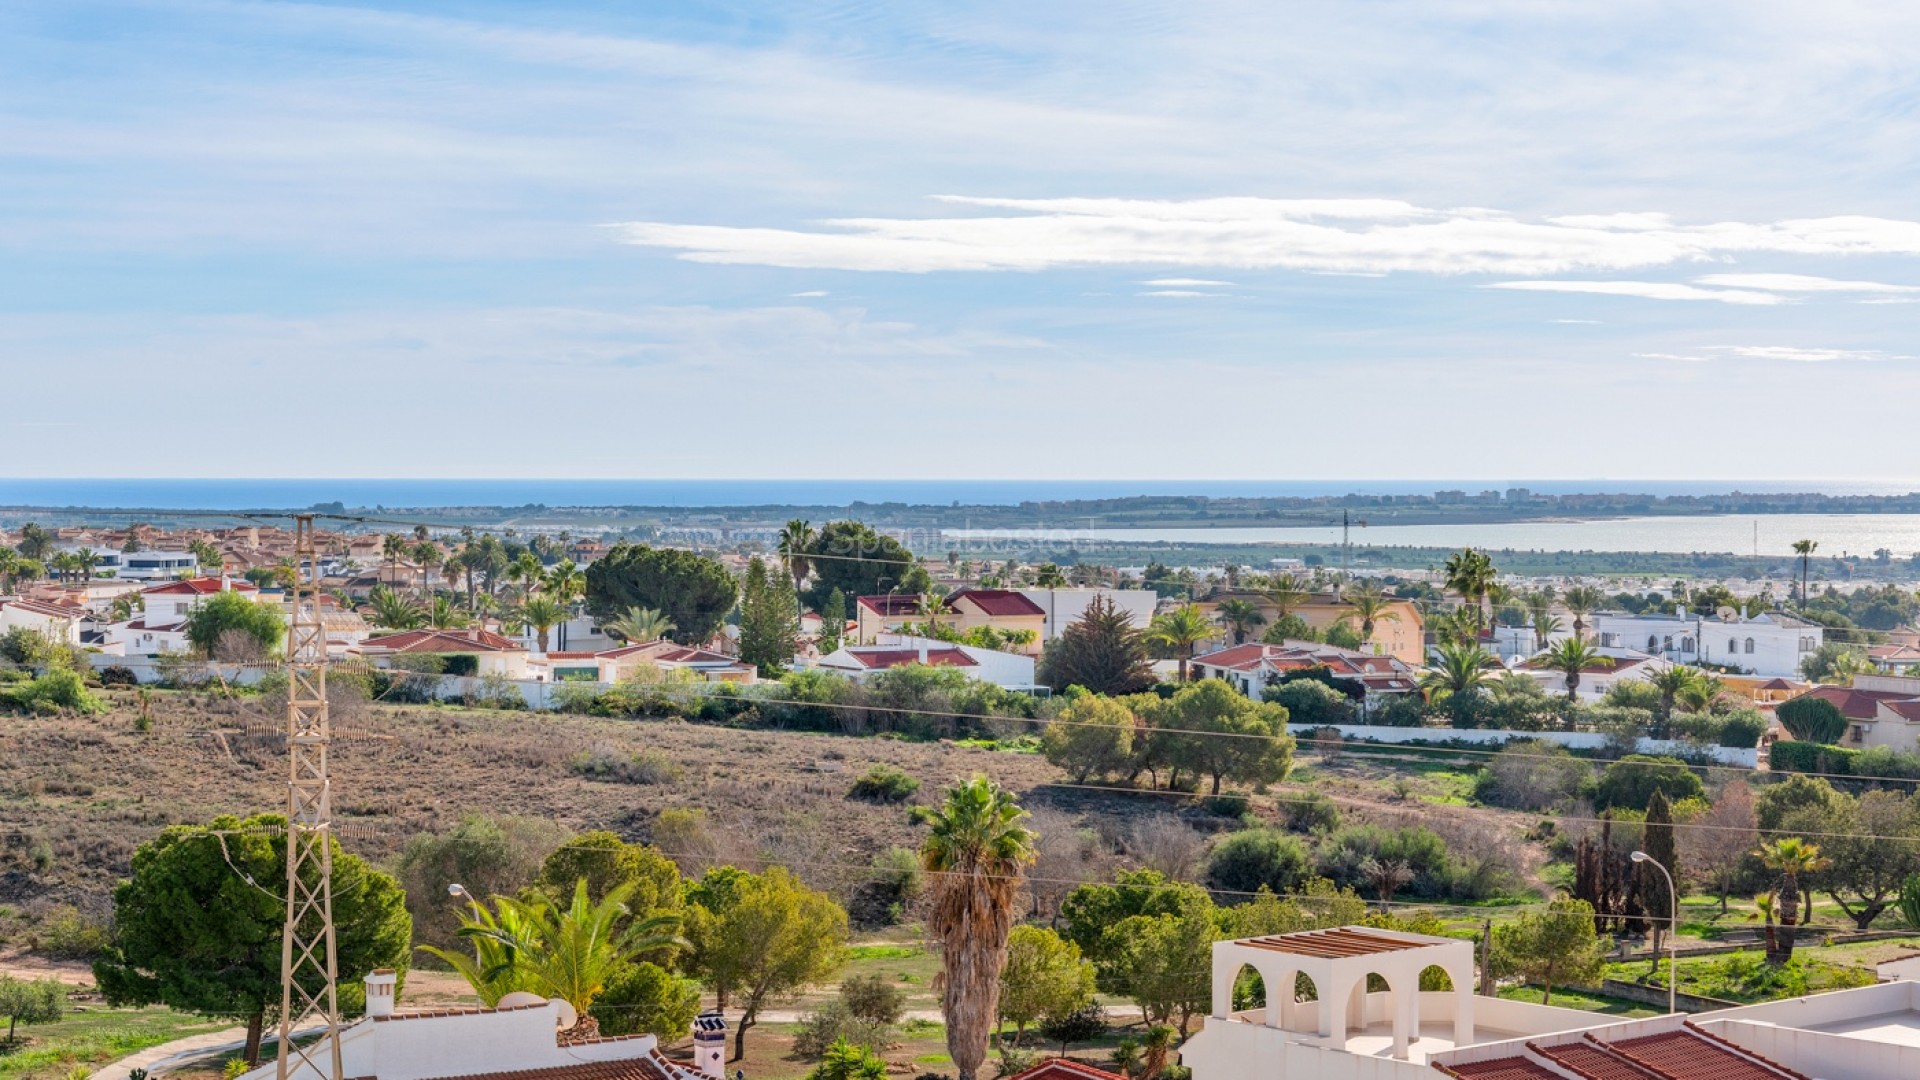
[
  {"x1": 143, "y1": 577, "x2": 259, "y2": 596},
  {"x1": 948, "y1": 589, "x2": 1046, "y2": 617},
  {"x1": 844, "y1": 647, "x2": 977, "y2": 669},
  {"x1": 1605, "y1": 1028, "x2": 1806, "y2": 1080},
  {"x1": 1435, "y1": 1057, "x2": 1564, "y2": 1080},
  {"x1": 1531, "y1": 1040, "x2": 1663, "y2": 1080},
  {"x1": 1005, "y1": 1061, "x2": 1134, "y2": 1080}
]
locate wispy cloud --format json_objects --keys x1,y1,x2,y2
[
  {"x1": 1138, "y1": 290, "x2": 1223, "y2": 298},
  {"x1": 1142, "y1": 277, "x2": 1233, "y2": 286},
  {"x1": 1641, "y1": 345, "x2": 1911, "y2": 363},
  {"x1": 1485, "y1": 280, "x2": 1785, "y2": 305},
  {"x1": 790, "y1": 290, "x2": 831, "y2": 297},
  {"x1": 614, "y1": 196, "x2": 1920, "y2": 276},
  {"x1": 1693, "y1": 273, "x2": 1920, "y2": 293}
]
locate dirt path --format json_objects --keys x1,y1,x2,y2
[{"x1": 0, "y1": 948, "x2": 96, "y2": 986}]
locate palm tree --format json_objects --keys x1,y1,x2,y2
[
  {"x1": 429, "y1": 594, "x2": 471, "y2": 630},
  {"x1": 544, "y1": 559, "x2": 585, "y2": 606},
  {"x1": 922, "y1": 777, "x2": 1037, "y2": 1080},
  {"x1": 1214, "y1": 599, "x2": 1265, "y2": 645},
  {"x1": 605, "y1": 605, "x2": 674, "y2": 644},
  {"x1": 1676, "y1": 673, "x2": 1727, "y2": 714},
  {"x1": 777, "y1": 519, "x2": 816, "y2": 597},
  {"x1": 1523, "y1": 590, "x2": 1558, "y2": 646},
  {"x1": 1644, "y1": 665, "x2": 1699, "y2": 735},
  {"x1": 453, "y1": 879, "x2": 682, "y2": 1036},
  {"x1": 1442, "y1": 548, "x2": 1496, "y2": 633},
  {"x1": 1561, "y1": 585, "x2": 1604, "y2": 641},
  {"x1": 1261, "y1": 572, "x2": 1308, "y2": 621},
  {"x1": 1342, "y1": 582, "x2": 1399, "y2": 644},
  {"x1": 382, "y1": 534, "x2": 408, "y2": 587},
  {"x1": 1540, "y1": 636, "x2": 1610, "y2": 701},
  {"x1": 518, "y1": 594, "x2": 569, "y2": 653},
  {"x1": 1755, "y1": 838, "x2": 1830, "y2": 963},
  {"x1": 1139, "y1": 1025, "x2": 1178, "y2": 1079},
  {"x1": 1147, "y1": 605, "x2": 1216, "y2": 680},
  {"x1": 75, "y1": 548, "x2": 100, "y2": 583},
  {"x1": 417, "y1": 893, "x2": 542, "y2": 1006},
  {"x1": 1033, "y1": 563, "x2": 1069, "y2": 588},
  {"x1": 1358, "y1": 857, "x2": 1414, "y2": 913},
  {"x1": 1420, "y1": 640, "x2": 1494, "y2": 708},
  {"x1": 368, "y1": 586, "x2": 427, "y2": 630},
  {"x1": 508, "y1": 552, "x2": 544, "y2": 597},
  {"x1": 410, "y1": 540, "x2": 441, "y2": 591},
  {"x1": 1792, "y1": 539, "x2": 1818, "y2": 610}
]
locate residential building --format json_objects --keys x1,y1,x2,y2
[
  {"x1": 534, "y1": 640, "x2": 755, "y2": 684},
  {"x1": 239, "y1": 970, "x2": 720, "y2": 1080},
  {"x1": 1591, "y1": 608, "x2": 1819, "y2": 677},
  {"x1": 0, "y1": 597, "x2": 85, "y2": 646},
  {"x1": 808, "y1": 633, "x2": 1039, "y2": 689},
  {"x1": 1014, "y1": 586, "x2": 1160, "y2": 638},
  {"x1": 943, "y1": 588, "x2": 1047, "y2": 653},
  {"x1": 1183, "y1": 923, "x2": 1920, "y2": 1080},
  {"x1": 352, "y1": 628, "x2": 532, "y2": 679},
  {"x1": 104, "y1": 576, "x2": 263, "y2": 655},
  {"x1": 1514, "y1": 645, "x2": 1670, "y2": 702},
  {"x1": 1791, "y1": 673, "x2": 1920, "y2": 751},
  {"x1": 1190, "y1": 641, "x2": 1418, "y2": 711},
  {"x1": 1200, "y1": 591, "x2": 1426, "y2": 665},
  {"x1": 115, "y1": 551, "x2": 200, "y2": 580},
  {"x1": 853, "y1": 593, "x2": 925, "y2": 642}
]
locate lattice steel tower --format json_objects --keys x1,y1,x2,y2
[{"x1": 278, "y1": 515, "x2": 343, "y2": 1080}]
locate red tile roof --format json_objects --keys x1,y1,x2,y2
[
  {"x1": 1530, "y1": 1040, "x2": 1664, "y2": 1080},
  {"x1": 948, "y1": 589, "x2": 1046, "y2": 617},
  {"x1": 1005, "y1": 1061, "x2": 1132, "y2": 1080},
  {"x1": 1606, "y1": 1028, "x2": 1807, "y2": 1080},
  {"x1": 1792, "y1": 684, "x2": 1916, "y2": 721},
  {"x1": 425, "y1": 1051, "x2": 687, "y2": 1080},
  {"x1": 856, "y1": 594, "x2": 930, "y2": 617},
  {"x1": 1435, "y1": 1058, "x2": 1565, "y2": 1080},
  {"x1": 1884, "y1": 699, "x2": 1920, "y2": 722},
  {"x1": 842, "y1": 647, "x2": 977, "y2": 669},
  {"x1": 360, "y1": 628, "x2": 524, "y2": 653},
  {"x1": 143, "y1": 577, "x2": 259, "y2": 596}
]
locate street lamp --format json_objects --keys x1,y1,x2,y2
[
  {"x1": 448, "y1": 883, "x2": 472, "y2": 903},
  {"x1": 1630, "y1": 851, "x2": 1677, "y2": 1014}
]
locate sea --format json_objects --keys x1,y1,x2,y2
[{"x1": 1, "y1": 477, "x2": 1916, "y2": 511}]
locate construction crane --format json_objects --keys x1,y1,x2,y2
[{"x1": 278, "y1": 515, "x2": 343, "y2": 1080}]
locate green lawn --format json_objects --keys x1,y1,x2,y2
[
  {"x1": 1496, "y1": 985, "x2": 1660, "y2": 1018},
  {"x1": 0, "y1": 1006, "x2": 229, "y2": 1080},
  {"x1": 1604, "y1": 948, "x2": 1877, "y2": 1004}
]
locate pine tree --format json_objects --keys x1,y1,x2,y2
[
  {"x1": 820, "y1": 588, "x2": 846, "y2": 653},
  {"x1": 738, "y1": 557, "x2": 799, "y2": 675},
  {"x1": 1037, "y1": 596, "x2": 1154, "y2": 695},
  {"x1": 1640, "y1": 789, "x2": 1679, "y2": 967}
]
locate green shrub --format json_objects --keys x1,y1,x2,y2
[
  {"x1": 1280, "y1": 791, "x2": 1341, "y2": 834},
  {"x1": 97, "y1": 666, "x2": 139, "y2": 687},
  {"x1": 568, "y1": 748, "x2": 682, "y2": 784},
  {"x1": 792, "y1": 1001, "x2": 892, "y2": 1060},
  {"x1": 4, "y1": 669, "x2": 103, "y2": 715},
  {"x1": 1207, "y1": 829, "x2": 1313, "y2": 895},
  {"x1": 1777, "y1": 695, "x2": 1847, "y2": 744},
  {"x1": 848, "y1": 764, "x2": 920, "y2": 803},
  {"x1": 32, "y1": 906, "x2": 112, "y2": 960},
  {"x1": 1591, "y1": 755, "x2": 1704, "y2": 813},
  {"x1": 1716, "y1": 710, "x2": 1768, "y2": 749}
]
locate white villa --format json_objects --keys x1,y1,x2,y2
[
  {"x1": 1514, "y1": 645, "x2": 1671, "y2": 702},
  {"x1": 1185, "y1": 925, "x2": 1920, "y2": 1080},
  {"x1": 1591, "y1": 608, "x2": 1820, "y2": 678}
]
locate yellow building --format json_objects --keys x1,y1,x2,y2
[{"x1": 1204, "y1": 591, "x2": 1426, "y2": 666}]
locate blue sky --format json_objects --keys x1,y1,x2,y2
[{"x1": 6, "y1": 1, "x2": 1920, "y2": 482}]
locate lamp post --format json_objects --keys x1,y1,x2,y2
[{"x1": 1630, "y1": 851, "x2": 1677, "y2": 1014}]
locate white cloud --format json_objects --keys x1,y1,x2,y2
[
  {"x1": 1554, "y1": 318, "x2": 1604, "y2": 324},
  {"x1": 1485, "y1": 280, "x2": 1785, "y2": 305},
  {"x1": 1693, "y1": 273, "x2": 1920, "y2": 293},
  {"x1": 1138, "y1": 290, "x2": 1223, "y2": 297},
  {"x1": 1142, "y1": 277, "x2": 1233, "y2": 286},
  {"x1": 1639, "y1": 345, "x2": 1910, "y2": 363},
  {"x1": 1707, "y1": 345, "x2": 1910, "y2": 362},
  {"x1": 790, "y1": 290, "x2": 831, "y2": 297},
  {"x1": 614, "y1": 197, "x2": 1920, "y2": 276}
]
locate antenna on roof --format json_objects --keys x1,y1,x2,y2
[{"x1": 278, "y1": 514, "x2": 343, "y2": 1080}]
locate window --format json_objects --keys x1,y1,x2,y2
[
  {"x1": 1746, "y1": 637, "x2": 1756, "y2": 654},
  {"x1": 1663, "y1": 635, "x2": 1674, "y2": 651},
  {"x1": 1680, "y1": 636, "x2": 1694, "y2": 653},
  {"x1": 1648, "y1": 634, "x2": 1660, "y2": 651},
  {"x1": 1730, "y1": 637, "x2": 1739, "y2": 654}
]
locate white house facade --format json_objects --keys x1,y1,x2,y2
[{"x1": 1591, "y1": 608, "x2": 1818, "y2": 677}]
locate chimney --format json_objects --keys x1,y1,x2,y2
[
  {"x1": 364, "y1": 968, "x2": 397, "y2": 1018},
  {"x1": 693, "y1": 1011, "x2": 727, "y2": 1079}
]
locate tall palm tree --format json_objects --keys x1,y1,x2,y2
[
  {"x1": 1214, "y1": 599, "x2": 1265, "y2": 645},
  {"x1": 368, "y1": 586, "x2": 427, "y2": 630},
  {"x1": 1147, "y1": 605, "x2": 1216, "y2": 680},
  {"x1": 921, "y1": 777, "x2": 1037, "y2": 1080},
  {"x1": 1139, "y1": 1025, "x2": 1178, "y2": 1078},
  {"x1": 1644, "y1": 665, "x2": 1699, "y2": 734},
  {"x1": 417, "y1": 893, "x2": 542, "y2": 1006},
  {"x1": 1420, "y1": 640, "x2": 1494, "y2": 707},
  {"x1": 430, "y1": 594, "x2": 471, "y2": 630},
  {"x1": 382, "y1": 534, "x2": 408, "y2": 587},
  {"x1": 544, "y1": 559, "x2": 585, "y2": 606},
  {"x1": 410, "y1": 540, "x2": 441, "y2": 591},
  {"x1": 1342, "y1": 582, "x2": 1399, "y2": 644},
  {"x1": 508, "y1": 552, "x2": 544, "y2": 597},
  {"x1": 1676, "y1": 673, "x2": 1727, "y2": 714},
  {"x1": 1561, "y1": 585, "x2": 1604, "y2": 642},
  {"x1": 1540, "y1": 636, "x2": 1609, "y2": 701},
  {"x1": 1442, "y1": 548, "x2": 1497, "y2": 633},
  {"x1": 1755, "y1": 838, "x2": 1830, "y2": 963},
  {"x1": 75, "y1": 548, "x2": 99, "y2": 583},
  {"x1": 777, "y1": 519, "x2": 816, "y2": 597},
  {"x1": 518, "y1": 594, "x2": 569, "y2": 653},
  {"x1": 1523, "y1": 590, "x2": 1558, "y2": 645},
  {"x1": 605, "y1": 605, "x2": 674, "y2": 644},
  {"x1": 1261, "y1": 572, "x2": 1308, "y2": 621},
  {"x1": 1792, "y1": 539, "x2": 1818, "y2": 610},
  {"x1": 453, "y1": 879, "x2": 682, "y2": 1035},
  {"x1": 1033, "y1": 563, "x2": 1069, "y2": 588}
]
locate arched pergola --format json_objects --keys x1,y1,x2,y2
[{"x1": 1210, "y1": 927, "x2": 1476, "y2": 1060}]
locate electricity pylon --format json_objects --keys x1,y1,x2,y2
[{"x1": 278, "y1": 514, "x2": 342, "y2": 1080}]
